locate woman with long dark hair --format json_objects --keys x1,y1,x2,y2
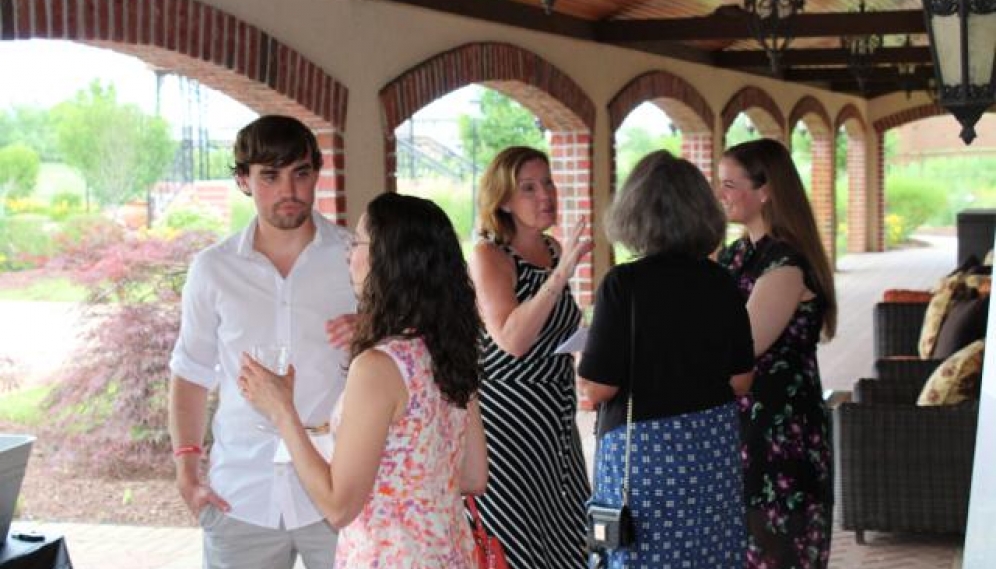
[
  {"x1": 717, "y1": 138, "x2": 836, "y2": 569},
  {"x1": 239, "y1": 192, "x2": 488, "y2": 568}
]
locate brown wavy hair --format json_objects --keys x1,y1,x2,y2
[
  {"x1": 349, "y1": 193, "x2": 482, "y2": 407},
  {"x1": 476, "y1": 146, "x2": 550, "y2": 244},
  {"x1": 723, "y1": 138, "x2": 838, "y2": 340},
  {"x1": 230, "y1": 115, "x2": 323, "y2": 178}
]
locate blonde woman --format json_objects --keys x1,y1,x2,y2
[{"x1": 468, "y1": 146, "x2": 593, "y2": 569}]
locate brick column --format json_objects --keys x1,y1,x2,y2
[
  {"x1": 681, "y1": 133, "x2": 714, "y2": 183},
  {"x1": 846, "y1": 133, "x2": 869, "y2": 252},
  {"x1": 315, "y1": 129, "x2": 347, "y2": 224},
  {"x1": 550, "y1": 131, "x2": 594, "y2": 308},
  {"x1": 874, "y1": 133, "x2": 886, "y2": 252},
  {"x1": 810, "y1": 132, "x2": 836, "y2": 264}
]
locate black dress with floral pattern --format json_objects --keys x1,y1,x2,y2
[{"x1": 718, "y1": 235, "x2": 833, "y2": 569}]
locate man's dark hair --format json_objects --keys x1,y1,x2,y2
[{"x1": 230, "y1": 115, "x2": 323, "y2": 177}]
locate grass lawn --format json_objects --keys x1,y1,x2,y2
[
  {"x1": 0, "y1": 275, "x2": 86, "y2": 301},
  {"x1": 0, "y1": 383, "x2": 52, "y2": 427}
]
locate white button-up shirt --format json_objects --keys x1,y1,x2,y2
[{"x1": 170, "y1": 212, "x2": 356, "y2": 530}]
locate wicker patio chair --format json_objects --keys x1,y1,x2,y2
[
  {"x1": 833, "y1": 372, "x2": 978, "y2": 544},
  {"x1": 873, "y1": 301, "x2": 929, "y2": 360}
]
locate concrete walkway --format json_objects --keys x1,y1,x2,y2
[{"x1": 11, "y1": 234, "x2": 964, "y2": 569}]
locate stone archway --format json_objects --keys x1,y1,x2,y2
[
  {"x1": 721, "y1": 86, "x2": 786, "y2": 143},
  {"x1": 789, "y1": 96, "x2": 835, "y2": 263},
  {"x1": 0, "y1": 0, "x2": 349, "y2": 221},
  {"x1": 379, "y1": 42, "x2": 596, "y2": 305},
  {"x1": 835, "y1": 104, "x2": 872, "y2": 252},
  {"x1": 608, "y1": 70, "x2": 715, "y2": 185}
]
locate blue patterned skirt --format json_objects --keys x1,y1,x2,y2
[{"x1": 591, "y1": 402, "x2": 745, "y2": 569}]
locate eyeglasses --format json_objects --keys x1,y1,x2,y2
[{"x1": 345, "y1": 233, "x2": 369, "y2": 251}]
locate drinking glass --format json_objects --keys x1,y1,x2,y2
[{"x1": 250, "y1": 344, "x2": 289, "y2": 433}]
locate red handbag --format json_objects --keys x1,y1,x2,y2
[{"x1": 467, "y1": 496, "x2": 510, "y2": 569}]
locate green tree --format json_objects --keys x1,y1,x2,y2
[
  {"x1": 0, "y1": 106, "x2": 61, "y2": 161},
  {"x1": 614, "y1": 126, "x2": 681, "y2": 187},
  {"x1": 0, "y1": 143, "x2": 41, "y2": 216},
  {"x1": 458, "y1": 89, "x2": 547, "y2": 173},
  {"x1": 52, "y1": 80, "x2": 176, "y2": 207}
]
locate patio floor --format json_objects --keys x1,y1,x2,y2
[{"x1": 12, "y1": 234, "x2": 965, "y2": 568}]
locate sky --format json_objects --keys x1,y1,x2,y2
[{"x1": 0, "y1": 39, "x2": 671, "y2": 150}]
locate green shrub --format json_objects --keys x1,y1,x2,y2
[
  {"x1": 0, "y1": 214, "x2": 55, "y2": 270},
  {"x1": 885, "y1": 176, "x2": 947, "y2": 245},
  {"x1": 403, "y1": 180, "x2": 475, "y2": 241},
  {"x1": 161, "y1": 204, "x2": 225, "y2": 235},
  {"x1": 229, "y1": 191, "x2": 255, "y2": 233},
  {"x1": 49, "y1": 191, "x2": 83, "y2": 221}
]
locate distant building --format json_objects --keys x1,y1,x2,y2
[{"x1": 893, "y1": 113, "x2": 996, "y2": 164}]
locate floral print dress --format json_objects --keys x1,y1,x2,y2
[
  {"x1": 718, "y1": 236, "x2": 833, "y2": 569},
  {"x1": 331, "y1": 337, "x2": 476, "y2": 569}
]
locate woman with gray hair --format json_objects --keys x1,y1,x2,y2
[{"x1": 578, "y1": 150, "x2": 754, "y2": 568}]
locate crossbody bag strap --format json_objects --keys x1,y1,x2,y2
[{"x1": 621, "y1": 286, "x2": 635, "y2": 507}]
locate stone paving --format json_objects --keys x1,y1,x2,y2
[
  {"x1": 13, "y1": 518, "x2": 961, "y2": 569},
  {"x1": 11, "y1": 234, "x2": 966, "y2": 568}
]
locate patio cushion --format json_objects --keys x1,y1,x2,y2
[
  {"x1": 918, "y1": 273, "x2": 990, "y2": 359},
  {"x1": 917, "y1": 339, "x2": 985, "y2": 406},
  {"x1": 882, "y1": 289, "x2": 933, "y2": 303},
  {"x1": 932, "y1": 293, "x2": 989, "y2": 360}
]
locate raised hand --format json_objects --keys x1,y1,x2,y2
[
  {"x1": 326, "y1": 313, "x2": 358, "y2": 349},
  {"x1": 558, "y1": 217, "x2": 595, "y2": 278}
]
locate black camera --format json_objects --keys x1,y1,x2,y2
[{"x1": 586, "y1": 502, "x2": 635, "y2": 550}]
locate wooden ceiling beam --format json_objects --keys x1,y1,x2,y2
[
  {"x1": 596, "y1": 10, "x2": 925, "y2": 42},
  {"x1": 383, "y1": 0, "x2": 595, "y2": 39},
  {"x1": 784, "y1": 66, "x2": 934, "y2": 83},
  {"x1": 716, "y1": 46, "x2": 932, "y2": 67}
]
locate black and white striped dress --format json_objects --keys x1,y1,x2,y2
[{"x1": 473, "y1": 239, "x2": 590, "y2": 569}]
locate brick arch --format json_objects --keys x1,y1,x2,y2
[
  {"x1": 380, "y1": 42, "x2": 594, "y2": 135},
  {"x1": 835, "y1": 104, "x2": 867, "y2": 134},
  {"x1": 379, "y1": 42, "x2": 596, "y2": 305},
  {"x1": 721, "y1": 86, "x2": 786, "y2": 141},
  {"x1": 787, "y1": 96, "x2": 835, "y2": 263},
  {"x1": 872, "y1": 103, "x2": 947, "y2": 134},
  {"x1": 607, "y1": 70, "x2": 715, "y2": 185},
  {"x1": 832, "y1": 104, "x2": 873, "y2": 253},
  {"x1": 608, "y1": 71, "x2": 713, "y2": 133},
  {"x1": 788, "y1": 96, "x2": 831, "y2": 136},
  {"x1": 0, "y1": 0, "x2": 349, "y2": 221}
]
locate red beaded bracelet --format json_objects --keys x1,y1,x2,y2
[{"x1": 173, "y1": 445, "x2": 202, "y2": 458}]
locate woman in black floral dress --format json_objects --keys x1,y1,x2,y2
[{"x1": 716, "y1": 138, "x2": 836, "y2": 569}]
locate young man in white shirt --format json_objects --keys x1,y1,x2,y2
[{"x1": 168, "y1": 115, "x2": 356, "y2": 569}]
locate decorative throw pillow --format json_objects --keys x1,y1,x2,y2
[
  {"x1": 932, "y1": 293, "x2": 989, "y2": 360},
  {"x1": 918, "y1": 273, "x2": 991, "y2": 359},
  {"x1": 882, "y1": 289, "x2": 933, "y2": 303},
  {"x1": 917, "y1": 339, "x2": 985, "y2": 406}
]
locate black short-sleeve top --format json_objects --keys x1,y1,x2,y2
[{"x1": 578, "y1": 253, "x2": 755, "y2": 437}]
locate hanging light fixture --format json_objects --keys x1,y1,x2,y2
[
  {"x1": 743, "y1": 0, "x2": 806, "y2": 76},
  {"x1": 921, "y1": 0, "x2": 996, "y2": 144},
  {"x1": 896, "y1": 36, "x2": 918, "y2": 100},
  {"x1": 841, "y1": 1, "x2": 884, "y2": 95}
]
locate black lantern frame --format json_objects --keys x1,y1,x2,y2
[{"x1": 921, "y1": 0, "x2": 996, "y2": 144}]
